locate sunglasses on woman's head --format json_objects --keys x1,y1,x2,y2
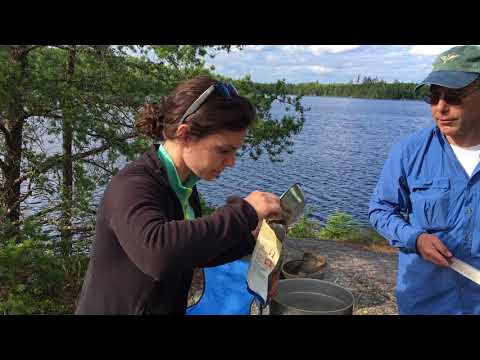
[
  {"x1": 179, "y1": 82, "x2": 239, "y2": 124},
  {"x1": 214, "y1": 83, "x2": 239, "y2": 99}
]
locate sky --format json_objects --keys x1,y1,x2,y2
[{"x1": 204, "y1": 45, "x2": 477, "y2": 84}]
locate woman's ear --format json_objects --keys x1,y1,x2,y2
[{"x1": 176, "y1": 124, "x2": 191, "y2": 143}]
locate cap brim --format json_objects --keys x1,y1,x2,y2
[{"x1": 415, "y1": 70, "x2": 479, "y2": 92}]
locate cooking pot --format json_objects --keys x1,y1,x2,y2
[{"x1": 269, "y1": 278, "x2": 354, "y2": 315}]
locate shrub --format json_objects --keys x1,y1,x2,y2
[
  {"x1": 0, "y1": 233, "x2": 89, "y2": 315},
  {"x1": 318, "y1": 212, "x2": 390, "y2": 247},
  {"x1": 318, "y1": 212, "x2": 359, "y2": 240},
  {"x1": 288, "y1": 207, "x2": 321, "y2": 239}
]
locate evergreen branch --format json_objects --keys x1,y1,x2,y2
[
  {"x1": 80, "y1": 158, "x2": 114, "y2": 176},
  {"x1": 23, "y1": 45, "x2": 44, "y2": 56},
  {"x1": 71, "y1": 131, "x2": 137, "y2": 161},
  {"x1": 13, "y1": 131, "x2": 138, "y2": 186}
]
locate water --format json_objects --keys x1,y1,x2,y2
[
  {"x1": 198, "y1": 96, "x2": 433, "y2": 225},
  {"x1": 25, "y1": 96, "x2": 433, "y2": 228}
]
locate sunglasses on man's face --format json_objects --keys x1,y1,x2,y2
[
  {"x1": 179, "y1": 82, "x2": 239, "y2": 124},
  {"x1": 423, "y1": 86, "x2": 480, "y2": 106}
]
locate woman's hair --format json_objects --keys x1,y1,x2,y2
[{"x1": 135, "y1": 76, "x2": 257, "y2": 141}]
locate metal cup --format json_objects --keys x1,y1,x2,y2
[{"x1": 279, "y1": 183, "x2": 305, "y2": 226}]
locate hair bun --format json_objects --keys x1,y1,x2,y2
[{"x1": 135, "y1": 100, "x2": 167, "y2": 141}]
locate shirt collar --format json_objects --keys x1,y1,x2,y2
[{"x1": 157, "y1": 144, "x2": 200, "y2": 203}]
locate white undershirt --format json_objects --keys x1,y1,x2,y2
[{"x1": 450, "y1": 143, "x2": 480, "y2": 177}]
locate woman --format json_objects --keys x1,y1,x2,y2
[{"x1": 76, "y1": 76, "x2": 282, "y2": 315}]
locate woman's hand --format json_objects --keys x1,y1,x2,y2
[{"x1": 244, "y1": 191, "x2": 282, "y2": 224}]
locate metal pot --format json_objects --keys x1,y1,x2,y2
[
  {"x1": 269, "y1": 278, "x2": 354, "y2": 315},
  {"x1": 281, "y1": 259, "x2": 326, "y2": 280}
]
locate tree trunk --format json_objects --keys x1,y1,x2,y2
[
  {"x1": 0, "y1": 47, "x2": 28, "y2": 242},
  {"x1": 59, "y1": 47, "x2": 76, "y2": 256},
  {"x1": 60, "y1": 112, "x2": 73, "y2": 254},
  {"x1": 3, "y1": 119, "x2": 24, "y2": 235}
]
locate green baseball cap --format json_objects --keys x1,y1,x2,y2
[{"x1": 415, "y1": 45, "x2": 480, "y2": 92}]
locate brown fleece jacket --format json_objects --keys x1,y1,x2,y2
[{"x1": 75, "y1": 145, "x2": 258, "y2": 315}]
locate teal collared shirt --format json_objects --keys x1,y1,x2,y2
[{"x1": 157, "y1": 144, "x2": 200, "y2": 220}]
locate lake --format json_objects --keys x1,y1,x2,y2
[
  {"x1": 24, "y1": 96, "x2": 433, "y2": 228},
  {"x1": 197, "y1": 96, "x2": 433, "y2": 225}
]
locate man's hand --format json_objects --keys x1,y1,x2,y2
[{"x1": 416, "y1": 233, "x2": 453, "y2": 267}]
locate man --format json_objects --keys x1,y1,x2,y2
[{"x1": 369, "y1": 45, "x2": 480, "y2": 314}]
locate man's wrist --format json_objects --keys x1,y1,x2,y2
[{"x1": 406, "y1": 229, "x2": 425, "y2": 254}]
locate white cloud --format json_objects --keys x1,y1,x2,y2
[
  {"x1": 384, "y1": 51, "x2": 405, "y2": 58},
  {"x1": 207, "y1": 45, "x2": 474, "y2": 83},
  {"x1": 269, "y1": 65, "x2": 334, "y2": 77},
  {"x1": 281, "y1": 45, "x2": 302, "y2": 52},
  {"x1": 243, "y1": 45, "x2": 267, "y2": 52},
  {"x1": 308, "y1": 45, "x2": 360, "y2": 54},
  {"x1": 409, "y1": 45, "x2": 461, "y2": 56},
  {"x1": 306, "y1": 65, "x2": 334, "y2": 74},
  {"x1": 281, "y1": 45, "x2": 360, "y2": 55}
]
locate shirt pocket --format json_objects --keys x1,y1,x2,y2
[{"x1": 409, "y1": 178, "x2": 452, "y2": 231}]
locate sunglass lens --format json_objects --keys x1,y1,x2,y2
[
  {"x1": 214, "y1": 83, "x2": 239, "y2": 99},
  {"x1": 214, "y1": 83, "x2": 230, "y2": 98},
  {"x1": 444, "y1": 94, "x2": 462, "y2": 105},
  {"x1": 425, "y1": 91, "x2": 463, "y2": 106},
  {"x1": 226, "y1": 83, "x2": 239, "y2": 96},
  {"x1": 423, "y1": 94, "x2": 435, "y2": 105}
]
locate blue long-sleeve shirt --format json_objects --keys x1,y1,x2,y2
[{"x1": 369, "y1": 125, "x2": 480, "y2": 315}]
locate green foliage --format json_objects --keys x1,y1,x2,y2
[
  {"x1": 232, "y1": 76, "x2": 307, "y2": 163},
  {"x1": 345, "y1": 228, "x2": 390, "y2": 246},
  {"x1": 0, "y1": 219, "x2": 89, "y2": 315},
  {"x1": 256, "y1": 78, "x2": 424, "y2": 100},
  {"x1": 0, "y1": 238, "x2": 89, "y2": 314},
  {"x1": 286, "y1": 208, "x2": 390, "y2": 248},
  {"x1": 316, "y1": 211, "x2": 390, "y2": 247},
  {"x1": 288, "y1": 206, "x2": 321, "y2": 239},
  {"x1": 0, "y1": 243, "x2": 66, "y2": 314},
  {"x1": 319, "y1": 212, "x2": 360, "y2": 240}
]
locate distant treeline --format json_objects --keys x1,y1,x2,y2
[{"x1": 255, "y1": 76, "x2": 426, "y2": 100}]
